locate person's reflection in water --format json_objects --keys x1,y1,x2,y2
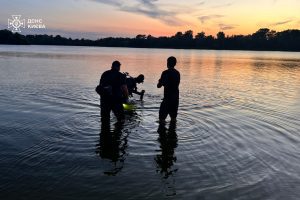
[
  {"x1": 155, "y1": 121, "x2": 178, "y2": 178},
  {"x1": 96, "y1": 110, "x2": 140, "y2": 176},
  {"x1": 96, "y1": 121, "x2": 128, "y2": 176},
  {"x1": 155, "y1": 121, "x2": 178, "y2": 196}
]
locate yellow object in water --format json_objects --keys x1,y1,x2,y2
[{"x1": 123, "y1": 103, "x2": 135, "y2": 111}]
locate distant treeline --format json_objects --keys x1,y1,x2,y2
[{"x1": 1, "y1": 28, "x2": 300, "y2": 51}]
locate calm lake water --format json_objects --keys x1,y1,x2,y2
[{"x1": 0, "y1": 45, "x2": 299, "y2": 200}]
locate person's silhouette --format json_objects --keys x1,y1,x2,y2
[
  {"x1": 97, "y1": 61, "x2": 129, "y2": 123},
  {"x1": 126, "y1": 74, "x2": 145, "y2": 101},
  {"x1": 157, "y1": 56, "x2": 180, "y2": 123}
]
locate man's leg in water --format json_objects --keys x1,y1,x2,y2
[
  {"x1": 112, "y1": 101, "x2": 125, "y2": 122},
  {"x1": 159, "y1": 99, "x2": 168, "y2": 123},
  {"x1": 169, "y1": 99, "x2": 179, "y2": 122},
  {"x1": 100, "y1": 98, "x2": 112, "y2": 123}
]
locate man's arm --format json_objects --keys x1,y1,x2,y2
[
  {"x1": 157, "y1": 79, "x2": 162, "y2": 88},
  {"x1": 157, "y1": 72, "x2": 165, "y2": 88},
  {"x1": 99, "y1": 71, "x2": 106, "y2": 85},
  {"x1": 132, "y1": 90, "x2": 143, "y2": 95}
]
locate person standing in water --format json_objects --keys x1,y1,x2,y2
[
  {"x1": 97, "y1": 61, "x2": 129, "y2": 123},
  {"x1": 157, "y1": 56, "x2": 180, "y2": 123}
]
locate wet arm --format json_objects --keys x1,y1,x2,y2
[
  {"x1": 132, "y1": 90, "x2": 143, "y2": 95},
  {"x1": 157, "y1": 79, "x2": 162, "y2": 88},
  {"x1": 157, "y1": 72, "x2": 165, "y2": 88}
]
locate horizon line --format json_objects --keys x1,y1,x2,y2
[{"x1": 1, "y1": 28, "x2": 300, "y2": 41}]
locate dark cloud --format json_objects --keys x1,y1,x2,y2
[
  {"x1": 270, "y1": 20, "x2": 292, "y2": 26},
  {"x1": 199, "y1": 15, "x2": 224, "y2": 24},
  {"x1": 195, "y1": 1, "x2": 206, "y2": 6},
  {"x1": 219, "y1": 23, "x2": 236, "y2": 30},
  {"x1": 210, "y1": 2, "x2": 234, "y2": 8},
  {"x1": 90, "y1": 0, "x2": 122, "y2": 6},
  {"x1": 89, "y1": 0, "x2": 184, "y2": 26}
]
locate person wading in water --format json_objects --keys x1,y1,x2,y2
[
  {"x1": 157, "y1": 56, "x2": 180, "y2": 123},
  {"x1": 97, "y1": 61, "x2": 129, "y2": 123}
]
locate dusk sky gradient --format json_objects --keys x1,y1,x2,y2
[{"x1": 1, "y1": 0, "x2": 299, "y2": 39}]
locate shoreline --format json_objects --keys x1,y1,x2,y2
[{"x1": 1, "y1": 43, "x2": 300, "y2": 53}]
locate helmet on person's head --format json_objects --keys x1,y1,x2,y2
[
  {"x1": 136, "y1": 74, "x2": 144, "y2": 83},
  {"x1": 167, "y1": 56, "x2": 177, "y2": 68},
  {"x1": 111, "y1": 60, "x2": 121, "y2": 71}
]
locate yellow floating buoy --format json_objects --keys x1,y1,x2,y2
[{"x1": 123, "y1": 103, "x2": 135, "y2": 111}]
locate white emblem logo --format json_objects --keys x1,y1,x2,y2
[{"x1": 8, "y1": 15, "x2": 25, "y2": 32}]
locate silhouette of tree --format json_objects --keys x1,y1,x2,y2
[
  {"x1": 195, "y1": 32, "x2": 205, "y2": 40},
  {"x1": 183, "y1": 30, "x2": 193, "y2": 40},
  {"x1": 216, "y1": 31, "x2": 226, "y2": 49},
  {"x1": 136, "y1": 34, "x2": 146, "y2": 40},
  {"x1": 252, "y1": 28, "x2": 270, "y2": 40},
  {"x1": 174, "y1": 32, "x2": 183, "y2": 39},
  {"x1": 217, "y1": 31, "x2": 225, "y2": 40},
  {"x1": 195, "y1": 31, "x2": 206, "y2": 49},
  {"x1": 0, "y1": 29, "x2": 27, "y2": 44}
]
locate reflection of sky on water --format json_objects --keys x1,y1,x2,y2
[{"x1": 0, "y1": 45, "x2": 299, "y2": 199}]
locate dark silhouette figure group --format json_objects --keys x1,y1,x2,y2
[
  {"x1": 96, "y1": 56, "x2": 180, "y2": 177},
  {"x1": 96, "y1": 56, "x2": 181, "y2": 124}
]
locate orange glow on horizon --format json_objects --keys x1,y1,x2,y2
[{"x1": 4, "y1": 0, "x2": 298, "y2": 38}]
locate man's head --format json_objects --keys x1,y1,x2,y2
[
  {"x1": 111, "y1": 60, "x2": 121, "y2": 71},
  {"x1": 135, "y1": 74, "x2": 144, "y2": 84},
  {"x1": 167, "y1": 56, "x2": 177, "y2": 68}
]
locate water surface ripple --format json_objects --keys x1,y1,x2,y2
[{"x1": 0, "y1": 45, "x2": 299, "y2": 199}]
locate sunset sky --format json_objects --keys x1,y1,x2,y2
[{"x1": 1, "y1": 0, "x2": 300, "y2": 39}]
